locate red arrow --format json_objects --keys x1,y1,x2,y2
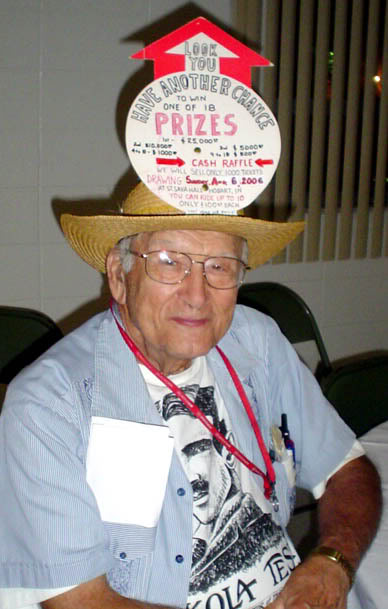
[
  {"x1": 156, "y1": 157, "x2": 185, "y2": 167},
  {"x1": 131, "y1": 17, "x2": 272, "y2": 87},
  {"x1": 255, "y1": 159, "x2": 274, "y2": 167}
]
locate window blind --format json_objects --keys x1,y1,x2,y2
[{"x1": 236, "y1": 0, "x2": 387, "y2": 262}]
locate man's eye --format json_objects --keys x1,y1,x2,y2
[{"x1": 209, "y1": 261, "x2": 227, "y2": 273}]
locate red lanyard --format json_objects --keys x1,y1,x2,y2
[{"x1": 111, "y1": 306, "x2": 276, "y2": 500}]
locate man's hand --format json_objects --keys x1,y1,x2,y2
[
  {"x1": 266, "y1": 455, "x2": 382, "y2": 609},
  {"x1": 265, "y1": 554, "x2": 349, "y2": 609}
]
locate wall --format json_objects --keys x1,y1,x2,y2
[{"x1": 1, "y1": 0, "x2": 387, "y2": 372}]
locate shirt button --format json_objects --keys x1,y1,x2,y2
[
  {"x1": 120, "y1": 552, "x2": 127, "y2": 559},
  {"x1": 175, "y1": 554, "x2": 184, "y2": 563},
  {"x1": 177, "y1": 487, "x2": 186, "y2": 496}
]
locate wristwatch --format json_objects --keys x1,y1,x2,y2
[{"x1": 311, "y1": 545, "x2": 355, "y2": 588}]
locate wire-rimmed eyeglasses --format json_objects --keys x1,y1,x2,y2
[{"x1": 130, "y1": 250, "x2": 250, "y2": 289}]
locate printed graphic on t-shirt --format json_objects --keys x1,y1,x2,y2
[{"x1": 155, "y1": 382, "x2": 299, "y2": 609}]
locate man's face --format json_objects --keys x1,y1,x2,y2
[
  {"x1": 168, "y1": 414, "x2": 232, "y2": 525},
  {"x1": 116, "y1": 230, "x2": 243, "y2": 375}
]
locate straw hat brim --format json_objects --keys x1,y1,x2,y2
[{"x1": 60, "y1": 212, "x2": 305, "y2": 273}]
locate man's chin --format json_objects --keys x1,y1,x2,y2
[
  {"x1": 176, "y1": 332, "x2": 219, "y2": 356},
  {"x1": 166, "y1": 346, "x2": 214, "y2": 370}
]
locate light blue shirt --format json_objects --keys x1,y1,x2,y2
[{"x1": 0, "y1": 306, "x2": 355, "y2": 606}]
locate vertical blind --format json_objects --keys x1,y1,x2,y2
[{"x1": 236, "y1": 0, "x2": 387, "y2": 262}]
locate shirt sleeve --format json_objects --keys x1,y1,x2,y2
[
  {"x1": 311, "y1": 439, "x2": 365, "y2": 499},
  {"x1": 0, "y1": 376, "x2": 113, "y2": 589}
]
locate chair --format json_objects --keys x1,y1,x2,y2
[
  {"x1": 0, "y1": 306, "x2": 63, "y2": 384},
  {"x1": 321, "y1": 355, "x2": 388, "y2": 437},
  {"x1": 237, "y1": 282, "x2": 332, "y2": 379},
  {"x1": 237, "y1": 282, "x2": 388, "y2": 437}
]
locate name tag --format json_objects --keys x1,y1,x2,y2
[{"x1": 86, "y1": 416, "x2": 174, "y2": 527}]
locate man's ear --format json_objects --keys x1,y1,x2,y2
[{"x1": 106, "y1": 248, "x2": 127, "y2": 304}]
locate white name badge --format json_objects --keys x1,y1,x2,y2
[{"x1": 86, "y1": 416, "x2": 174, "y2": 527}]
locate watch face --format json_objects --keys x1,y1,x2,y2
[{"x1": 126, "y1": 72, "x2": 281, "y2": 214}]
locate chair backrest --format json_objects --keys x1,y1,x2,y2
[
  {"x1": 0, "y1": 306, "x2": 63, "y2": 384},
  {"x1": 321, "y1": 355, "x2": 388, "y2": 437},
  {"x1": 237, "y1": 282, "x2": 332, "y2": 377}
]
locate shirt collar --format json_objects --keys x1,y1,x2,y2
[
  {"x1": 91, "y1": 308, "x2": 162, "y2": 425},
  {"x1": 91, "y1": 305, "x2": 257, "y2": 422}
]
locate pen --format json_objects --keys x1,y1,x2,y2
[{"x1": 280, "y1": 413, "x2": 295, "y2": 464}]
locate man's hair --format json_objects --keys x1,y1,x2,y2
[
  {"x1": 240, "y1": 239, "x2": 248, "y2": 264},
  {"x1": 116, "y1": 235, "x2": 137, "y2": 273},
  {"x1": 116, "y1": 233, "x2": 248, "y2": 274}
]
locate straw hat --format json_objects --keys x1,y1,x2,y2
[{"x1": 60, "y1": 181, "x2": 304, "y2": 272}]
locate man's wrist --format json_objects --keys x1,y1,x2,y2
[{"x1": 310, "y1": 545, "x2": 355, "y2": 588}]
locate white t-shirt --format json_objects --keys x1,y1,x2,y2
[{"x1": 142, "y1": 357, "x2": 300, "y2": 608}]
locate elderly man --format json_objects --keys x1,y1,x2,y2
[{"x1": 0, "y1": 181, "x2": 381, "y2": 609}]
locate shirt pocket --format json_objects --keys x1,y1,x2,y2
[
  {"x1": 87, "y1": 417, "x2": 174, "y2": 527},
  {"x1": 104, "y1": 521, "x2": 156, "y2": 599}
]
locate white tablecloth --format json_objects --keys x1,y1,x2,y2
[{"x1": 350, "y1": 421, "x2": 388, "y2": 608}]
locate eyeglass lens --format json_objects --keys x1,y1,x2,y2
[{"x1": 145, "y1": 250, "x2": 245, "y2": 288}]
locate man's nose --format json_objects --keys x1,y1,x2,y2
[{"x1": 179, "y1": 261, "x2": 208, "y2": 308}]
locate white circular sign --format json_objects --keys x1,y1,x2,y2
[{"x1": 126, "y1": 72, "x2": 281, "y2": 214}]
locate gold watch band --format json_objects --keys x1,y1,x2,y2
[{"x1": 311, "y1": 545, "x2": 355, "y2": 588}]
